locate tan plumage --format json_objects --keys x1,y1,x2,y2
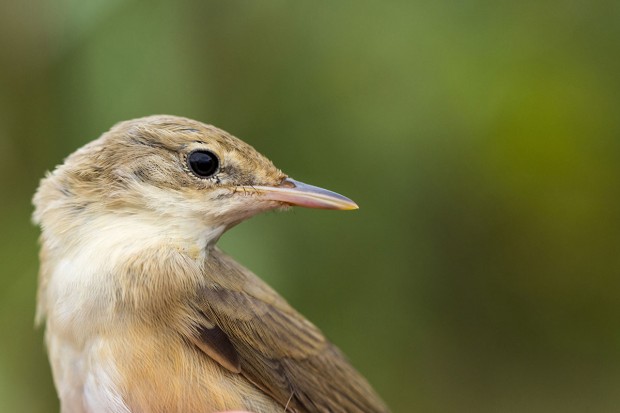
[{"x1": 33, "y1": 115, "x2": 389, "y2": 413}]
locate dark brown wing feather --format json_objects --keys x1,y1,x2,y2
[{"x1": 189, "y1": 248, "x2": 389, "y2": 413}]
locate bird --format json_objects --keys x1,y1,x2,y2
[{"x1": 33, "y1": 115, "x2": 390, "y2": 413}]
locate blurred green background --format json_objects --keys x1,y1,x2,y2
[{"x1": 1, "y1": 0, "x2": 620, "y2": 412}]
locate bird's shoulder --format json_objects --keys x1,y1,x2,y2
[{"x1": 185, "y1": 247, "x2": 389, "y2": 413}]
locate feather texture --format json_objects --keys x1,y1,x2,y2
[
  {"x1": 33, "y1": 115, "x2": 391, "y2": 413},
  {"x1": 187, "y1": 247, "x2": 389, "y2": 413}
]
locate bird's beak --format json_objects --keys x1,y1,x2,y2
[{"x1": 238, "y1": 178, "x2": 358, "y2": 210}]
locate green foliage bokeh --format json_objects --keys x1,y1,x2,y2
[{"x1": 1, "y1": 1, "x2": 620, "y2": 412}]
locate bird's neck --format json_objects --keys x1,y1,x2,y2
[
  {"x1": 38, "y1": 210, "x2": 225, "y2": 337},
  {"x1": 52, "y1": 209, "x2": 226, "y2": 260}
]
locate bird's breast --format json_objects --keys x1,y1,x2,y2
[{"x1": 47, "y1": 323, "x2": 281, "y2": 413}]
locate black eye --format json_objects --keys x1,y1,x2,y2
[{"x1": 187, "y1": 150, "x2": 219, "y2": 178}]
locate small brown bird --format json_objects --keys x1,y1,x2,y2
[{"x1": 33, "y1": 115, "x2": 389, "y2": 413}]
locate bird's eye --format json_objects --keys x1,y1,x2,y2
[{"x1": 187, "y1": 150, "x2": 219, "y2": 178}]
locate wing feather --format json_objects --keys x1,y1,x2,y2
[{"x1": 186, "y1": 248, "x2": 389, "y2": 413}]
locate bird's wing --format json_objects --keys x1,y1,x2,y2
[{"x1": 185, "y1": 248, "x2": 389, "y2": 413}]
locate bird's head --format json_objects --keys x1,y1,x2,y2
[{"x1": 33, "y1": 115, "x2": 357, "y2": 251}]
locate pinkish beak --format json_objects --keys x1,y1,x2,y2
[{"x1": 239, "y1": 178, "x2": 359, "y2": 210}]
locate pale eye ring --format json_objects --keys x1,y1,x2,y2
[{"x1": 187, "y1": 150, "x2": 219, "y2": 178}]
